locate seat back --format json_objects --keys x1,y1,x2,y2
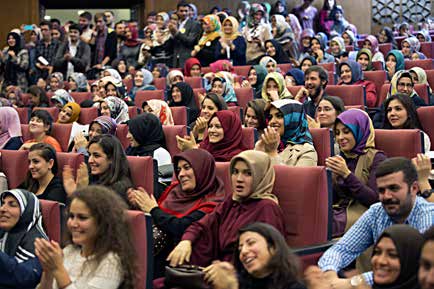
[
  {"x1": 310, "y1": 128, "x2": 334, "y2": 166},
  {"x1": 325, "y1": 85, "x2": 366, "y2": 106},
  {"x1": 127, "y1": 156, "x2": 156, "y2": 195},
  {"x1": 193, "y1": 88, "x2": 206, "y2": 107},
  {"x1": 234, "y1": 87, "x2": 253, "y2": 111},
  {"x1": 126, "y1": 211, "x2": 153, "y2": 289},
  {"x1": 378, "y1": 43, "x2": 392, "y2": 56},
  {"x1": 414, "y1": 84, "x2": 430, "y2": 104},
  {"x1": 21, "y1": 124, "x2": 32, "y2": 142},
  {"x1": 287, "y1": 85, "x2": 303, "y2": 97},
  {"x1": 78, "y1": 107, "x2": 99, "y2": 125},
  {"x1": 377, "y1": 83, "x2": 390, "y2": 106},
  {"x1": 426, "y1": 69, "x2": 434, "y2": 90},
  {"x1": 33, "y1": 107, "x2": 59, "y2": 122},
  {"x1": 241, "y1": 127, "x2": 258, "y2": 150},
  {"x1": 404, "y1": 59, "x2": 433, "y2": 70},
  {"x1": 163, "y1": 125, "x2": 188, "y2": 156},
  {"x1": 184, "y1": 77, "x2": 203, "y2": 88},
  {"x1": 233, "y1": 65, "x2": 251, "y2": 77},
  {"x1": 123, "y1": 78, "x2": 133, "y2": 93},
  {"x1": 70, "y1": 92, "x2": 92, "y2": 104},
  {"x1": 277, "y1": 63, "x2": 292, "y2": 73},
  {"x1": 134, "y1": 90, "x2": 165, "y2": 107},
  {"x1": 51, "y1": 123, "x2": 73, "y2": 152},
  {"x1": 0, "y1": 149, "x2": 28, "y2": 188},
  {"x1": 128, "y1": 106, "x2": 142, "y2": 119},
  {"x1": 56, "y1": 152, "x2": 84, "y2": 179},
  {"x1": 273, "y1": 165, "x2": 331, "y2": 247},
  {"x1": 375, "y1": 129, "x2": 424, "y2": 158},
  {"x1": 152, "y1": 77, "x2": 166, "y2": 90},
  {"x1": 116, "y1": 124, "x2": 130, "y2": 149},
  {"x1": 40, "y1": 199, "x2": 62, "y2": 242},
  {"x1": 372, "y1": 61, "x2": 384, "y2": 71},
  {"x1": 345, "y1": 105, "x2": 365, "y2": 111},
  {"x1": 420, "y1": 42, "x2": 434, "y2": 59},
  {"x1": 170, "y1": 106, "x2": 188, "y2": 125},
  {"x1": 363, "y1": 70, "x2": 387, "y2": 96},
  {"x1": 215, "y1": 162, "x2": 232, "y2": 196},
  {"x1": 417, "y1": 106, "x2": 434, "y2": 150},
  {"x1": 318, "y1": 62, "x2": 335, "y2": 72},
  {"x1": 228, "y1": 106, "x2": 243, "y2": 120},
  {"x1": 21, "y1": 93, "x2": 31, "y2": 106},
  {"x1": 14, "y1": 107, "x2": 30, "y2": 124}
]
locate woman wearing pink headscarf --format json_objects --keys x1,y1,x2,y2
[
  {"x1": 0, "y1": 107, "x2": 23, "y2": 150},
  {"x1": 363, "y1": 35, "x2": 385, "y2": 64},
  {"x1": 119, "y1": 23, "x2": 141, "y2": 69}
]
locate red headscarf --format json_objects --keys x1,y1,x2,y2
[
  {"x1": 200, "y1": 110, "x2": 244, "y2": 161},
  {"x1": 183, "y1": 57, "x2": 201, "y2": 76},
  {"x1": 124, "y1": 23, "x2": 140, "y2": 47},
  {"x1": 158, "y1": 149, "x2": 225, "y2": 217}
]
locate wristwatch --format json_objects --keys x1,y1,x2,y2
[
  {"x1": 420, "y1": 189, "x2": 434, "y2": 199},
  {"x1": 350, "y1": 275, "x2": 364, "y2": 287}
]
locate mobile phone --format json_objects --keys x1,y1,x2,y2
[{"x1": 24, "y1": 25, "x2": 33, "y2": 31}]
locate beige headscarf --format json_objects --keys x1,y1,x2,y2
[
  {"x1": 147, "y1": 99, "x2": 174, "y2": 125},
  {"x1": 230, "y1": 150, "x2": 278, "y2": 204},
  {"x1": 221, "y1": 16, "x2": 241, "y2": 41}
]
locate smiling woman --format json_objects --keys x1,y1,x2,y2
[{"x1": 21, "y1": 110, "x2": 62, "y2": 152}]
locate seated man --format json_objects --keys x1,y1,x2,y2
[{"x1": 318, "y1": 156, "x2": 434, "y2": 288}]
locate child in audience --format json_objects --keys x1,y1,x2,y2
[{"x1": 21, "y1": 110, "x2": 62, "y2": 152}]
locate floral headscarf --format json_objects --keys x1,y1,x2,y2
[
  {"x1": 211, "y1": 72, "x2": 237, "y2": 103},
  {"x1": 197, "y1": 15, "x2": 221, "y2": 49},
  {"x1": 51, "y1": 89, "x2": 75, "y2": 107},
  {"x1": 103, "y1": 96, "x2": 130, "y2": 124}
]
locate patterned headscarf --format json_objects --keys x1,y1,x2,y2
[
  {"x1": 335, "y1": 109, "x2": 375, "y2": 159},
  {"x1": 403, "y1": 36, "x2": 421, "y2": 53},
  {"x1": 197, "y1": 15, "x2": 221, "y2": 49},
  {"x1": 416, "y1": 30, "x2": 431, "y2": 42},
  {"x1": 49, "y1": 72, "x2": 64, "y2": 89},
  {"x1": 147, "y1": 99, "x2": 174, "y2": 125},
  {"x1": 68, "y1": 72, "x2": 88, "y2": 92},
  {"x1": 51, "y1": 89, "x2": 75, "y2": 107},
  {"x1": 389, "y1": 70, "x2": 418, "y2": 99},
  {"x1": 166, "y1": 70, "x2": 185, "y2": 87},
  {"x1": 90, "y1": 116, "x2": 117, "y2": 135},
  {"x1": 103, "y1": 96, "x2": 130, "y2": 124},
  {"x1": 269, "y1": 99, "x2": 313, "y2": 146},
  {"x1": 330, "y1": 36, "x2": 346, "y2": 56},
  {"x1": 212, "y1": 72, "x2": 237, "y2": 103},
  {"x1": 261, "y1": 72, "x2": 293, "y2": 101},
  {"x1": 259, "y1": 56, "x2": 277, "y2": 70}
]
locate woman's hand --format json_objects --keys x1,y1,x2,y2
[
  {"x1": 307, "y1": 115, "x2": 321, "y2": 129},
  {"x1": 34, "y1": 238, "x2": 64, "y2": 272},
  {"x1": 204, "y1": 261, "x2": 239, "y2": 289},
  {"x1": 241, "y1": 80, "x2": 251, "y2": 88},
  {"x1": 412, "y1": 153, "x2": 432, "y2": 193},
  {"x1": 315, "y1": 49, "x2": 324, "y2": 62},
  {"x1": 386, "y1": 61, "x2": 396, "y2": 78},
  {"x1": 63, "y1": 163, "x2": 89, "y2": 197},
  {"x1": 73, "y1": 132, "x2": 88, "y2": 150},
  {"x1": 266, "y1": 88, "x2": 279, "y2": 101},
  {"x1": 167, "y1": 240, "x2": 192, "y2": 266},
  {"x1": 325, "y1": 156, "x2": 351, "y2": 178},
  {"x1": 76, "y1": 163, "x2": 89, "y2": 188},
  {"x1": 20, "y1": 142, "x2": 37, "y2": 151},
  {"x1": 176, "y1": 131, "x2": 198, "y2": 151},
  {"x1": 295, "y1": 87, "x2": 309, "y2": 102},
  {"x1": 127, "y1": 187, "x2": 158, "y2": 213},
  {"x1": 261, "y1": 127, "x2": 280, "y2": 155}
]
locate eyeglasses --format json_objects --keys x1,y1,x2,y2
[{"x1": 397, "y1": 82, "x2": 413, "y2": 88}]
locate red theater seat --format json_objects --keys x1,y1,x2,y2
[
  {"x1": 14, "y1": 107, "x2": 30, "y2": 124},
  {"x1": 215, "y1": 162, "x2": 232, "y2": 196},
  {"x1": 51, "y1": 123, "x2": 73, "y2": 152},
  {"x1": 116, "y1": 124, "x2": 129, "y2": 149},
  {"x1": 241, "y1": 127, "x2": 257, "y2": 150},
  {"x1": 152, "y1": 78, "x2": 166, "y2": 90},
  {"x1": 163, "y1": 125, "x2": 188, "y2": 157},
  {"x1": 404, "y1": 59, "x2": 433, "y2": 70},
  {"x1": 426, "y1": 69, "x2": 434, "y2": 90},
  {"x1": 233, "y1": 65, "x2": 251, "y2": 77},
  {"x1": 128, "y1": 106, "x2": 142, "y2": 119},
  {"x1": 234, "y1": 87, "x2": 253, "y2": 111},
  {"x1": 363, "y1": 70, "x2": 387, "y2": 96},
  {"x1": 56, "y1": 152, "x2": 84, "y2": 179},
  {"x1": 70, "y1": 92, "x2": 92, "y2": 104},
  {"x1": 134, "y1": 90, "x2": 165, "y2": 107},
  {"x1": 375, "y1": 129, "x2": 424, "y2": 158},
  {"x1": 170, "y1": 106, "x2": 188, "y2": 125},
  {"x1": 184, "y1": 77, "x2": 203, "y2": 88},
  {"x1": 33, "y1": 107, "x2": 59, "y2": 121},
  {"x1": 0, "y1": 149, "x2": 28, "y2": 188},
  {"x1": 417, "y1": 106, "x2": 434, "y2": 150},
  {"x1": 325, "y1": 85, "x2": 365, "y2": 106},
  {"x1": 310, "y1": 128, "x2": 334, "y2": 166},
  {"x1": 420, "y1": 42, "x2": 434, "y2": 59},
  {"x1": 372, "y1": 61, "x2": 384, "y2": 71},
  {"x1": 378, "y1": 43, "x2": 392, "y2": 56},
  {"x1": 78, "y1": 107, "x2": 99, "y2": 125},
  {"x1": 127, "y1": 156, "x2": 156, "y2": 195},
  {"x1": 40, "y1": 199, "x2": 62, "y2": 242}
]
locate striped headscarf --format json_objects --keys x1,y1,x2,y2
[{"x1": 90, "y1": 116, "x2": 117, "y2": 135}]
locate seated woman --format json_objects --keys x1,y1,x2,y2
[
  {"x1": 337, "y1": 60, "x2": 377, "y2": 108},
  {"x1": 47, "y1": 72, "x2": 64, "y2": 92},
  {"x1": 151, "y1": 63, "x2": 169, "y2": 80},
  {"x1": 102, "y1": 77, "x2": 129, "y2": 104},
  {"x1": 5, "y1": 86, "x2": 24, "y2": 108},
  {"x1": 204, "y1": 222, "x2": 306, "y2": 289},
  {"x1": 244, "y1": 99, "x2": 267, "y2": 135},
  {"x1": 128, "y1": 149, "x2": 226, "y2": 278},
  {"x1": 385, "y1": 50, "x2": 405, "y2": 81},
  {"x1": 416, "y1": 30, "x2": 431, "y2": 43},
  {"x1": 0, "y1": 189, "x2": 47, "y2": 289},
  {"x1": 22, "y1": 143, "x2": 66, "y2": 204},
  {"x1": 210, "y1": 73, "x2": 238, "y2": 105},
  {"x1": 126, "y1": 113, "x2": 171, "y2": 179},
  {"x1": 70, "y1": 116, "x2": 117, "y2": 154},
  {"x1": 57, "y1": 102, "x2": 81, "y2": 124},
  {"x1": 168, "y1": 82, "x2": 199, "y2": 123},
  {"x1": 270, "y1": 14, "x2": 299, "y2": 61},
  {"x1": 264, "y1": 39, "x2": 291, "y2": 64},
  {"x1": 240, "y1": 65, "x2": 268, "y2": 99},
  {"x1": 20, "y1": 110, "x2": 62, "y2": 152},
  {"x1": 329, "y1": 36, "x2": 346, "y2": 61},
  {"x1": 167, "y1": 150, "x2": 287, "y2": 267},
  {"x1": 178, "y1": 110, "x2": 245, "y2": 162},
  {"x1": 192, "y1": 15, "x2": 222, "y2": 67},
  {"x1": 327, "y1": 109, "x2": 386, "y2": 237},
  {"x1": 259, "y1": 56, "x2": 278, "y2": 73},
  {"x1": 50, "y1": 89, "x2": 75, "y2": 110},
  {"x1": 382, "y1": 93, "x2": 431, "y2": 153},
  {"x1": 142, "y1": 99, "x2": 174, "y2": 125},
  {"x1": 342, "y1": 30, "x2": 356, "y2": 47},
  {"x1": 299, "y1": 55, "x2": 317, "y2": 73},
  {"x1": 0, "y1": 107, "x2": 23, "y2": 150},
  {"x1": 298, "y1": 28, "x2": 315, "y2": 58},
  {"x1": 401, "y1": 36, "x2": 426, "y2": 60},
  {"x1": 356, "y1": 48, "x2": 374, "y2": 71},
  {"x1": 285, "y1": 68, "x2": 305, "y2": 87},
  {"x1": 190, "y1": 93, "x2": 228, "y2": 142},
  {"x1": 28, "y1": 85, "x2": 49, "y2": 108},
  {"x1": 35, "y1": 185, "x2": 136, "y2": 289},
  {"x1": 67, "y1": 72, "x2": 88, "y2": 93},
  {"x1": 63, "y1": 134, "x2": 133, "y2": 203},
  {"x1": 261, "y1": 72, "x2": 293, "y2": 102},
  {"x1": 218, "y1": 16, "x2": 246, "y2": 66},
  {"x1": 128, "y1": 68, "x2": 156, "y2": 101},
  {"x1": 378, "y1": 26, "x2": 398, "y2": 49},
  {"x1": 166, "y1": 70, "x2": 185, "y2": 90},
  {"x1": 255, "y1": 99, "x2": 317, "y2": 167},
  {"x1": 363, "y1": 35, "x2": 385, "y2": 63},
  {"x1": 100, "y1": 96, "x2": 130, "y2": 124},
  {"x1": 389, "y1": 70, "x2": 426, "y2": 107},
  {"x1": 183, "y1": 58, "x2": 202, "y2": 77},
  {"x1": 316, "y1": 95, "x2": 345, "y2": 129},
  {"x1": 409, "y1": 66, "x2": 433, "y2": 100},
  {"x1": 309, "y1": 34, "x2": 335, "y2": 64}
]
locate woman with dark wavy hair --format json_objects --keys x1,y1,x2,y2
[
  {"x1": 204, "y1": 222, "x2": 305, "y2": 289},
  {"x1": 35, "y1": 185, "x2": 137, "y2": 289}
]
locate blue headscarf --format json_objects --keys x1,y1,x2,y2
[
  {"x1": 338, "y1": 60, "x2": 363, "y2": 84},
  {"x1": 285, "y1": 68, "x2": 305, "y2": 86}
]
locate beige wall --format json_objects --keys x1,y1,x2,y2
[{"x1": 143, "y1": 0, "x2": 373, "y2": 34}]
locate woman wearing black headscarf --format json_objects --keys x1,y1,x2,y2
[
  {"x1": 371, "y1": 224, "x2": 424, "y2": 289},
  {"x1": 0, "y1": 32, "x2": 29, "y2": 92},
  {"x1": 168, "y1": 82, "x2": 199, "y2": 123},
  {"x1": 265, "y1": 39, "x2": 291, "y2": 64}
]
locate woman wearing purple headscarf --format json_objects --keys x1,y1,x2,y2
[{"x1": 363, "y1": 35, "x2": 385, "y2": 64}]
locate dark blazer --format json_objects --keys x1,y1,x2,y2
[
  {"x1": 53, "y1": 40, "x2": 90, "y2": 76},
  {"x1": 172, "y1": 18, "x2": 202, "y2": 68}
]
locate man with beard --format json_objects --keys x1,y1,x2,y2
[
  {"x1": 317, "y1": 157, "x2": 434, "y2": 289},
  {"x1": 104, "y1": 10, "x2": 115, "y2": 30},
  {"x1": 79, "y1": 11, "x2": 93, "y2": 44},
  {"x1": 35, "y1": 21, "x2": 59, "y2": 81},
  {"x1": 295, "y1": 65, "x2": 329, "y2": 118},
  {"x1": 53, "y1": 23, "x2": 90, "y2": 78}
]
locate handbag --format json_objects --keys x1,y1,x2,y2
[
  {"x1": 152, "y1": 225, "x2": 168, "y2": 256},
  {"x1": 164, "y1": 265, "x2": 208, "y2": 289}
]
